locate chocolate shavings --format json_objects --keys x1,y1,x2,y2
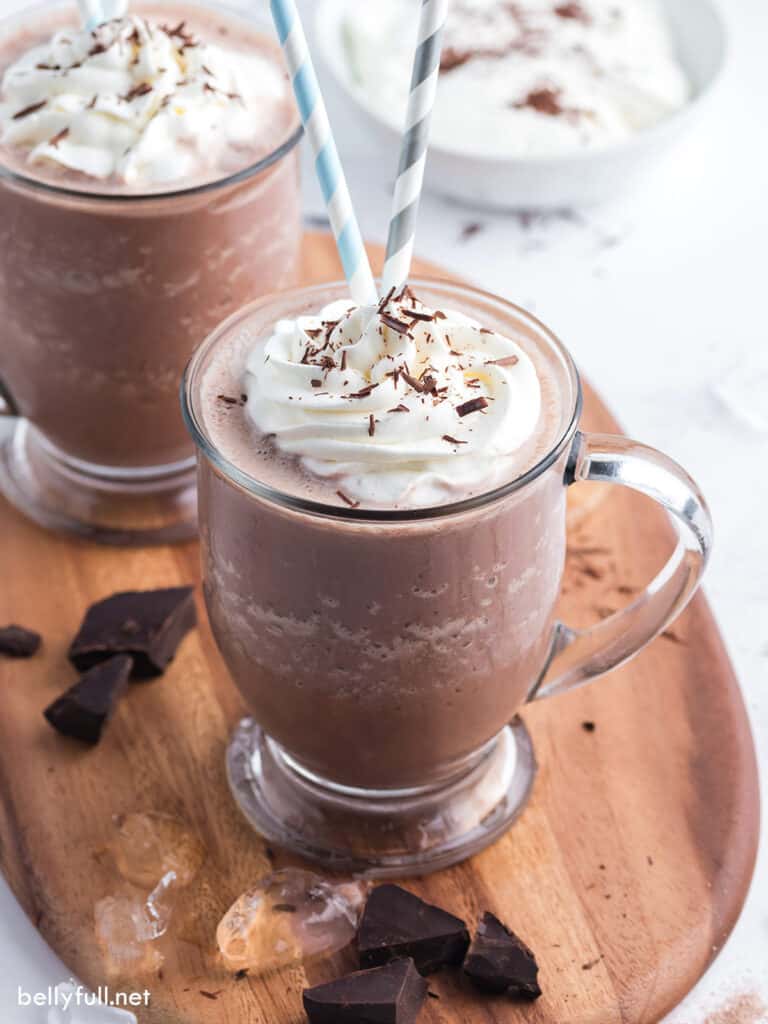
[
  {"x1": 12, "y1": 100, "x2": 47, "y2": 120},
  {"x1": 456, "y1": 396, "x2": 489, "y2": 417}
]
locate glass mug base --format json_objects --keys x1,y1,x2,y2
[
  {"x1": 0, "y1": 419, "x2": 197, "y2": 545},
  {"x1": 226, "y1": 717, "x2": 537, "y2": 878}
]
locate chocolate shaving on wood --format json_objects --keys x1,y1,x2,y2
[
  {"x1": 442, "y1": 435, "x2": 467, "y2": 445},
  {"x1": 12, "y1": 100, "x2": 46, "y2": 120},
  {"x1": 456, "y1": 396, "x2": 489, "y2": 417},
  {"x1": 336, "y1": 490, "x2": 360, "y2": 508}
]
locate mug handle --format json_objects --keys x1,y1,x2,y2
[{"x1": 528, "y1": 430, "x2": 713, "y2": 702}]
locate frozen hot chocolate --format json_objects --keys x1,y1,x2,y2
[
  {"x1": 0, "y1": 2, "x2": 301, "y2": 540},
  {"x1": 188, "y1": 282, "x2": 577, "y2": 789}
]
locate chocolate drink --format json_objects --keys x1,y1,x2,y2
[
  {"x1": 187, "y1": 281, "x2": 577, "y2": 790},
  {"x1": 0, "y1": 2, "x2": 301, "y2": 537}
]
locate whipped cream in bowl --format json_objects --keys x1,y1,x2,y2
[
  {"x1": 317, "y1": 0, "x2": 726, "y2": 208},
  {"x1": 243, "y1": 288, "x2": 544, "y2": 508},
  {"x1": 0, "y1": 2, "x2": 296, "y2": 192}
]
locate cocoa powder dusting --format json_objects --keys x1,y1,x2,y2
[{"x1": 704, "y1": 993, "x2": 768, "y2": 1024}]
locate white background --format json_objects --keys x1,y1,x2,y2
[{"x1": 0, "y1": 0, "x2": 766, "y2": 1021}]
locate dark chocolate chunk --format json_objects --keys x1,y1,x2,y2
[
  {"x1": 304, "y1": 958, "x2": 427, "y2": 1024},
  {"x1": 463, "y1": 912, "x2": 541, "y2": 999},
  {"x1": 43, "y1": 655, "x2": 133, "y2": 745},
  {"x1": 68, "y1": 587, "x2": 196, "y2": 678},
  {"x1": 358, "y1": 885, "x2": 469, "y2": 975},
  {"x1": 0, "y1": 625, "x2": 42, "y2": 658}
]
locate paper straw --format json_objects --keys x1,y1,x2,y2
[
  {"x1": 270, "y1": 0, "x2": 378, "y2": 306},
  {"x1": 79, "y1": 0, "x2": 127, "y2": 30},
  {"x1": 382, "y1": 0, "x2": 448, "y2": 295}
]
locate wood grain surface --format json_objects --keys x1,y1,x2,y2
[{"x1": 0, "y1": 234, "x2": 759, "y2": 1024}]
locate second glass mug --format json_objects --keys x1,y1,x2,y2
[
  {"x1": 0, "y1": 0, "x2": 302, "y2": 545},
  {"x1": 183, "y1": 279, "x2": 712, "y2": 876}
]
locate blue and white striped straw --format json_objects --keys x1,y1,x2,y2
[
  {"x1": 382, "y1": 0, "x2": 448, "y2": 295},
  {"x1": 271, "y1": 0, "x2": 378, "y2": 306},
  {"x1": 79, "y1": 0, "x2": 127, "y2": 30}
]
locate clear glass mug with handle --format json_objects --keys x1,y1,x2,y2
[
  {"x1": 0, "y1": 0, "x2": 302, "y2": 545},
  {"x1": 182, "y1": 279, "x2": 712, "y2": 877}
]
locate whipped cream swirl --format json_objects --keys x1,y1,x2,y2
[
  {"x1": 0, "y1": 15, "x2": 289, "y2": 185},
  {"x1": 244, "y1": 290, "x2": 542, "y2": 507}
]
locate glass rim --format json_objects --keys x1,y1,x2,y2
[
  {"x1": 0, "y1": 0, "x2": 303, "y2": 203},
  {"x1": 181, "y1": 277, "x2": 584, "y2": 523}
]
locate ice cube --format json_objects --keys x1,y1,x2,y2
[
  {"x1": 109, "y1": 811, "x2": 205, "y2": 889},
  {"x1": 216, "y1": 868, "x2": 366, "y2": 974},
  {"x1": 94, "y1": 872, "x2": 177, "y2": 977}
]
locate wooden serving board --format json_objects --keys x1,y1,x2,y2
[{"x1": 0, "y1": 234, "x2": 759, "y2": 1024}]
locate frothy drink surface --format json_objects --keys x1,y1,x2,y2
[{"x1": 195, "y1": 286, "x2": 575, "y2": 789}]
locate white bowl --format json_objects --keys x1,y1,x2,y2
[{"x1": 315, "y1": 0, "x2": 727, "y2": 210}]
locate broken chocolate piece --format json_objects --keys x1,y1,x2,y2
[
  {"x1": 358, "y1": 885, "x2": 469, "y2": 975},
  {"x1": 304, "y1": 958, "x2": 427, "y2": 1024},
  {"x1": 0, "y1": 624, "x2": 42, "y2": 658},
  {"x1": 43, "y1": 655, "x2": 133, "y2": 745},
  {"x1": 463, "y1": 912, "x2": 541, "y2": 999},
  {"x1": 68, "y1": 588, "x2": 196, "y2": 678}
]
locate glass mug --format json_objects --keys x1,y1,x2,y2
[
  {"x1": 182, "y1": 280, "x2": 712, "y2": 876},
  {"x1": 0, "y1": 0, "x2": 302, "y2": 545}
]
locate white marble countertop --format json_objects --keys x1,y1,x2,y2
[{"x1": 0, "y1": 0, "x2": 765, "y2": 1021}]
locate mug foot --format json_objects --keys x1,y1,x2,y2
[
  {"x1": 226, "y1": 717, "x2": 537, "y2": 878},
  {"x1": 0, "y1": 419, "x2": 197, "y2": 546}
]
